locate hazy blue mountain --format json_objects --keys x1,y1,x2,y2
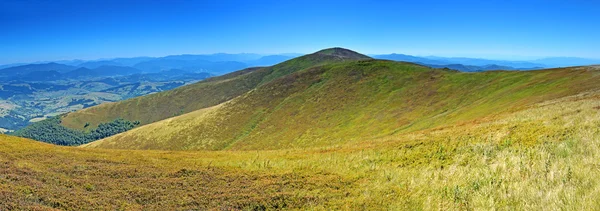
[
  {"x1": 279, "y1": 53, "x2": 304, "y2": 57},
  {"x1": 92, "y1": 65, "x2": 143, "y2": 76},
  {"x1": 133, "y1": 59, "x2": 248, "y2": 74},
  {"x1": 0, "y1": 63, "x2": 77, "y2": 76},
  {"x1": 109, "y1": 57, "x2": 155, "y2": 66},
  {"x1": 117, "y1": 69, "x2": 211, "y2": 83},
  {"x1": 6, "y1": 53, "x2": 599, "y2": 77},
  {"x1": 373, "y1": 54, "x2": 551, "y2": 70},
  {"x1": 19, "y1": 54, "x2": 300, "y2": 76},
  {"x1": 532, "y1": 57, "x2": 600, "y2": 67},
  {"x1": 78, "y1": 61, "x2": 124, "y2": 69},
  {"x1": 0, "y1": 63, "x2": 28, "y2": 69},
  {"x1": 372, "y1": 54, "x2": 549, "y2": 71},
  {"x1": 11, "y1": 70, "x2": 63, "y2": 81},
  {"x1": 64, "y1": 67, "x2": 95, "y2": 78},
  {"x1": 372, "y1": 54, "x2": 449, "y2": 65},
  {"x1": 0, "y1": 60, "x2": 85, "y2": 69},
  {"x1": 61, "y1": 53, "x2": 295, "y2": 75},
  {"x1": 73, "y1": 57, "x2": 154, "y2": 68},
  {"x1": 425, "y1": 56, "x2": 546, "y2": 68},
  {"x1": 425, "y1": 56, "x2": 600, "y2": 68},
  {"x1": 50, "y1": 59, "x2": 86, "y2": 66},
  {"x1": 417, "y1": 63, "x2": 542, "y2": 72},
  {"x1": 246, "y1": 55, "x2": 295, "y2": 66},
  {"x1": 162, "y1": 53, "x2": 262, "y2": 62},
  {"x1": 64, "y1": 66, "x2": 143, "y2": 79}
]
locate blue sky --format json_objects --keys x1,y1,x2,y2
[{"x1": 1, "y1": 0, "x2": 599, "y2": 64}]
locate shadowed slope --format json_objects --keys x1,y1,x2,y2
[
  {"x1": 59, "y1": 48, "x2": 370, "y2": 130},
  {"x1": 85, "y1": 61, "x2": 600, "y2": 150}
]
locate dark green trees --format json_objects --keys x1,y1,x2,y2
[
  {"x1": 87, "y1": 118, "x2": 140, "y2": 140},
  {"x1": 12, "y1": 117, "x2": 140, "y2": 146}
]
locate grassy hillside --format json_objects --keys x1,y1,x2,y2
[
  {"x1": 0, "y1": 135, "x2": 347, "y2": 210},
  {"x1": 9, "y1": 48, "x2": 600, "y2": 209},
  {"x1": 86, "y1": 60, "x2": 600, "y2": 150},
  {"x1": 4, "y1": 88, "x2": 600, "y2": 209},
  {"x1": 60, "y1": 48, "x2": 369, "y2": 131}
]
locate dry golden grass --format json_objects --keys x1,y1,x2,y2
[
  {"x1": 0, "y1": 136, "x2": 348, "y2": 210},
  {"x1": 3, "y1": 88, "x2": 600, "y2": 209},
  {"x1": 9, "y1": 49, "x2": 600, "y2": 209}
]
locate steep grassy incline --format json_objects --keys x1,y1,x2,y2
[
  {"x1": 85, "y1": 61, "x2": 600, "y2": 150},
  {"x1": 59, "y1": 48, "x2": 369, "y2": 130}
]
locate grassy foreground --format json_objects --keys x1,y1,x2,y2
[{"x1": 3, "y1": 88, "x2": 600, "y2": 209}]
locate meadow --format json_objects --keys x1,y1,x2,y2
[{"x1": 2, "y1": 86, "x2": 600, "y2": 210}]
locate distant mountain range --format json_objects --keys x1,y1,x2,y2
[
  {"x1": 531, "y1": 57, "x2": 600, "y2": 67},
  {"x1": 370, "y1": 54, "x2": 600, "y2": 72},
  {"x1": 371, "y1": 54, "x2": 543, "y2": 72},
  {"x1": 0, "y1": 63, "x2": 77, "y2": 76},
  {"x1": 2, "y1": 53, "x2": 599, "y2": 77},
  {"x1": 0, "y1": 53, "x2": 299, "y2": 79}
]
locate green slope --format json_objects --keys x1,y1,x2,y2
[
  {"x1": 5, "y1": 51, "x2": 600, "y2": 209},
  {"x1": 14, "y1": 48, "x2": 370, "y2": 146},
  {"x1": 85, "y1": 59, "x2": 600, "y2": 150},
  {"x1": 60, "y1": 48, "x2": 369, "y2": 131}
]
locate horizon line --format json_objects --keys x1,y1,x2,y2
[{"x1": 3, "y1": 50, "x2": 600, "y2": 67}]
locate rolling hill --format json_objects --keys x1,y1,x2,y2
[
  {"x1": 57, "y1": 48, "x2": 370, "y2": 132},
  {"x1": 85, "y1": 59, "x2": 600, "y2": 150},
  {"x1": 4, "y1": 79, "x2": 600, "y2": 209},
  {"x1": 6, "y1": 48, "x2": 600, "y2": 209},
  {"x1": 17, "y1": 48, "x2": 600, "y2": 149}
]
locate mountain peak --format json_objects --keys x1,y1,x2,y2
[{"x1": 313, "y1": 47, "x2": 371, "y2": 60}]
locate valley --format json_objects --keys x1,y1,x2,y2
[{"x1": 0, "y1": 71, "x2": 209, "y2": 132}]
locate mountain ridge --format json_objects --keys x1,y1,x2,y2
[
  {"x1": 84, "y1": 57, "x2": 600, "y2": 150},
  {"x1": 0, "y1": 62, "x2": 77, "y2": 76},
  {"x1": 55, "y1": 48, "x2": 370, "y2": 133},
  {"x1": 16, "y1": 48, "x2": 600, "y2": 149},
  {"x1": 7, "y1": 48, "x2": 600, "y2": 210}
]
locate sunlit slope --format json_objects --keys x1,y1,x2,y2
[
  {"x1": 0, "y1": 135, "x2": 346, "y2": 210},
  {"x1": 61, "y1": 48, "x2": 369, "y2": 130},
  {"x1": 5, "y1": 87, "x2": 600, "y2": 209},
  {"x1": 86, "y1": 61, "x2": 600, "y2": 150}
]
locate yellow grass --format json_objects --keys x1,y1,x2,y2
[{"x1": 3, "y1": 88, "x2": 600, "y2": 209}]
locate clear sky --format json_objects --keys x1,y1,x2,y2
[{"x1": 1, "y1": 0, "x2": 599, "y2": 64}]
